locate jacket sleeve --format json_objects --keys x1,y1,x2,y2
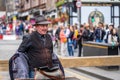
[
  {"x1": 52, "y1": 53, "x2": 65, "y2": 76},
  {"x1": 17, "y1": 35, "x2": 31, "y2": 53}
]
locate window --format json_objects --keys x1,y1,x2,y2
[
  {"x1": 41, "y1": 0, "x2": 47, "y2": 4},
  {"x1": 26, "y1": 0, "x2": 29, "y2": 3}
]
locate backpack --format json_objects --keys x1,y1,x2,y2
[{"x1": 9, "y1": 52, "x2": 29, "y2": 80}]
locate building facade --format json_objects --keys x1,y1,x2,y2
[
  {"x1": 16, "y1": 0, "x2": 48, "y2": 21},
  {"x1": 81, "y1": 0, "x2": 120, "y2": 27},
  {"x1": 0, "y1": 0, "x2": 6, "y2": 19},
  {"x1": 0, "y1": 0, "x2": 5, "y2": 11},
  {"x1": 6, "y1": 0, "x2": 20, "y2": 21},
  {"x1": 6, "y1": 0, "x2": 120, "y2": 27},
  {"x1": 55, "y1": 0, "x2": 120, "y2": 27}
]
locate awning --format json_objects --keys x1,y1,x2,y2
[{"x1": 20, "y1": 11, "x2": 29, "y2": 17}]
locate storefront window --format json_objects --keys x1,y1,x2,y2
[{"x1": 41, "y1": 0, "x2": 47, "y2": 4}]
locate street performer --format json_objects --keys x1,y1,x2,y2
[{"x1": 16, "y1": 15, "x2": 64, "y2": 79}]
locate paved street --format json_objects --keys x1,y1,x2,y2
[
  {"x1": 0, "y1": 40, "x2": 22, "y2": 80},
  {"x1": 0, "y1": 40, "x2": 22, "y2": 60},
  {"x1": 0, "y1": 40, "x2": 120, "y2": 80}
]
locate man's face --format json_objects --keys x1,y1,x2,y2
[
  {"x1": 98, "y1": 23, "x2": 102, "y2": 27},
  {"x1": 36, "y1": 24, "x2": 48, "y2": 35}
]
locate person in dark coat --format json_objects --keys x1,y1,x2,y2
[
  {"x1": 77, "y1": 25, "x2": 84, "y2": 57},
  {"x1": 12, "y1": 16, "x2": 64, "y2": 79},
  {"x1": 94, "y1": 22, "x2": 106, "y2": 42}
]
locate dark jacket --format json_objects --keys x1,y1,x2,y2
[
  {"x1": 82, "y1": 29, "x2": 90, "y2": 41},
  {"x1": 9, "y1": 31, "x2": 65, "y2": 80},
  {"x1": 94, "y1": 28, "x2": 106, "y2": 41},
  {"x1": 68, "y1": 31, "x2": 74, "y2": 39},
  {"x1": 18, "y1": 31, "x2": 53, "y2": 68}
]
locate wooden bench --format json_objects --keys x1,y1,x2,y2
[
  {"x1": 16, "y1": 77, "x2": 80, "y2": 80},
  {"x1": 1, "y1": 55, "x2": 120, "y2": 71}
]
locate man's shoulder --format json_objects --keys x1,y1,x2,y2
[
  {"x1": 22, "y1": 34, "x2": 31, "y2": 40},
  {"x1": 46, "y1": 34, "x2": 51, "y2": 37}
]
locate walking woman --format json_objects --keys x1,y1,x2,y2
[
  {"x1": 68, "y1": 26, "x2": 74, "y2": 56},
  {"x1": 77, "y1": 25, "x2": 84, "y2": 57},
  {"x1": 59, "y1": 26, "x2": 67, "y2": 56},
  {"x1": 107, "y1": 28, "x2": 119, "y2": 45}
]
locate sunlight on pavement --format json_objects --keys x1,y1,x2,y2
[
  {"x1": 65, "y1": 69, "x2": 91, "y2": 80},
  {"x1": 0, "y1": 75, "x2": 2, "y2": 79}
]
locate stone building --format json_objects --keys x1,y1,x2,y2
[
  {"x1": 0, "y1": 0, "x2": 5, "y2": 11},
  {"x1": 17, "y1": 0, "x2": 56, "y2": 21},
  {"x1": 0, "y1": 0, "x2": 6, "y2": 18}
]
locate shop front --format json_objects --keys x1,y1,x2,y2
[
  {"x1": 80, "y1": 0, "x2": 120, "y2": 27},
  {"x1": 56, "y1": 0, "x2": 75, "y2": 26}
]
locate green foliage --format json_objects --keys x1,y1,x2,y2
[{"x1": 56, "y1": 0, "x2": 65, "y2": 7}]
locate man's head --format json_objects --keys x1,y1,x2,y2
[
  {"x1": 98, "y1": 22, "x2": 104, "y2": 29},
  {"x1": 84, "y1": 23, "x2": 89, "y2": 29},
  {"x1": 33, "y1": 16, "x2": 51, "y2": 35},
  {"x1": 108, "y1": 23, "x2": 114, "y2": 30}
]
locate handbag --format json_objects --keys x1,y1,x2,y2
[
  {"x1": 34, "y1": 65, "x2": 65, "y2": 80},
  {"x1": 63, "y1": 38, "x2": 67, "y2": 43}
]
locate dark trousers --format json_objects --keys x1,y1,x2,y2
[
  {"x1": 54, "y1": 40, "x2": 58, "y2": 48},
  {"x1": 78, "y1": 44, "x2": 82, "y2": 57},
  {"x1": 68, "y1": 45, "x2": 74, "y2": 56}
]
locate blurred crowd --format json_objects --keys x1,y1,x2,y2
[
  {"x1": 49, "y1": 22, "x2": 120, "y2": 57},
  {"x1": 0, "y1": 21, "x2": 35, "y2": 39},
  {"x1": 0, "y1": 20, "x2": 120, "y2": 57}
]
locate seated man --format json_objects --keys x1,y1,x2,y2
[{"x1": 9, "y1": 16, "x2": 65, "y2": 80}]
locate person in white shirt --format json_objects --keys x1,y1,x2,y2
[{"x1": 108, "y1": 28, "x2": 119, "y2": 45}]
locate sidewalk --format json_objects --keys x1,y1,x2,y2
[{"x1": 74, "y1": 67, "x2": 120, "y2": 80}]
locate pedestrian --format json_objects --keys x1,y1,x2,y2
[
  {"x1": 52, "y1": 25, "x2": 58, "y2": 48},
  {"x1": 59, "y1": 26, "x2": 67, "y2": 56},
  {"x1": 19, "y1": 21, "x2": 25, "y2": 35},
  {"x1": 107, "y1": 28, "x2": 119, "y2": 45},
  {"x1": 73, "y1": 25, "x2": 79, "y2": 49},
  {"x1": 15, "y1": 22, "x2": 20, "y2": 39},
  {"x1": 67, "y1": 26, "x2": 74, "y2": 56},
  {"x1": 94, "y1": 22, "x2": 106, "y2": 42},
  {"x1": 77, "y1": 25, "x2": 84, "y2": 57},
  {"x1": 82, "y1": 23, "x2": 90, "y2": 42},
  {"x1": 117, "y1": 25, "x2": 120, "y2": 50},
  {"x1": 15, "y1": 16, "x2": 65, "y2": 79},
  {"x1": 104, "y1": 24, "x2": 114, "y2": 43},
  {"x1": 55, "y1": 26, "x2": 61, "y2": 53}
]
